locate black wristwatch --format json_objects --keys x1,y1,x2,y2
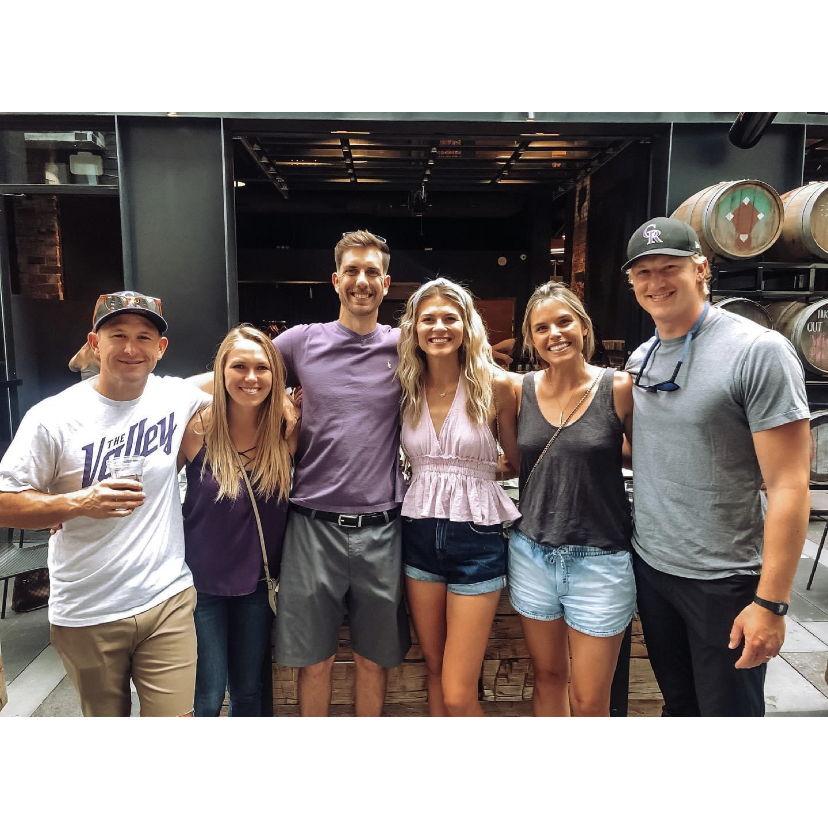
[{"x1": 753, "y1": 595, "x2": 789, "y2": 616}]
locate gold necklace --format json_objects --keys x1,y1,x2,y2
[
  {"x1": 545, "y1": 369, "x2": 601, "y2": 426},
  {"x1": 429, "y1": 380, "x2": 458, "y2": 399}
]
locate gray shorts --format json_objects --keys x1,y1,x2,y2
[{"x1": 274, "y1": 510, "x2": 411, "y2": 668}]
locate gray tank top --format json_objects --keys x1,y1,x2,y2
[{"x1": 516, "y1": 369, "x2": 631, "y2": 550}]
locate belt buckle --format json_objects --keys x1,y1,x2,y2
[{"x1": 337, "y1": 513, "x2": 361, "y2": 528}]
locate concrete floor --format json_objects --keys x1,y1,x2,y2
[{"x1": 3, "y1": 523, "x2": 828, "y2": 717}]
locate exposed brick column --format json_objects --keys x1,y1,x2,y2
[
  {"x1": 570, "y1": 177, "x2": 590, "y2": 300},
  {"x1": 13, "y1": 195, "x2": 65, "y2": 300}
]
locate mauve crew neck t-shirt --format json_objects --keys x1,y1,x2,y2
[{"x1": 274, "y1": 321, "x2": 404, "y2": 513}]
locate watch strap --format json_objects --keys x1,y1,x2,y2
[{"x1": 753, "y1": 595, "x2": 788, "y2": 616}]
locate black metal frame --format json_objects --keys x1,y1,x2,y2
[
  {"x1": 808, "y1": 509, "x2": 828, "y2": 590},
  {"x1": 712, "y1": 260, "x2": 828, "y2": 299}
]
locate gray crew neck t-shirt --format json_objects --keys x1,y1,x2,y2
[
  {"x1": 274, "y1": 321, "x2": 404, "y2": 513},
  {"x1": 625, "y1": 306, "x2": 808, "y2": 580}
]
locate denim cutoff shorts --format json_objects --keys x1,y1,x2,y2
[
  {"x1": 508, "y1": 529, "x2": 636, "y2": 637},
  {"x1": 402, "y1": 516, "x2": 507, "y2": 595}
]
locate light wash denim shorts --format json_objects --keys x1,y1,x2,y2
[{"x1": 508, "y1": 529, "x2": 636, "y2": 637}]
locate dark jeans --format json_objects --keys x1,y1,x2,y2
[
  {"x1": 193, "y1": 581, "x2": 273, "y2": 717},
  {"x1": 633, "y1": 554, "x2": 766, "y2": 717}
]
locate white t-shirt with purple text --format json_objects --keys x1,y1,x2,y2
[{"x1": 0, "y1": 375, "x2": 208, "y2": 626}]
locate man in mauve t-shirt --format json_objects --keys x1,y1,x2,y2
[{"x1": 273, "y1": 230, "x2": 410, "y2": 716}]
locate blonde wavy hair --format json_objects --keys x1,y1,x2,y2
[
  {"x1": 202, "y1": 324, "x2": 292, "y2": 502},
  {"x1": 522, "y1": 281, "x2": 596, "y2": 362},
  {"x1": 397, "y1": 278, "x2": 495, "y2": 426}
]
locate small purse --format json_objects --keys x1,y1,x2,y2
[{"x1": 239, "y1": 463, "x2": 279, "y2": 615}]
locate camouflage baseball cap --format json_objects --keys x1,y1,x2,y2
[{"x1": 92, "y1": 291, "x2": 167, "y2": 333}]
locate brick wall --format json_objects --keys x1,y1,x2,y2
[
  {"x1": 13, "y1": 195, "x2": 65, "y2": 300},
  {"x1": 570, "y1": 176, "x2": 591, "y2": 300}
]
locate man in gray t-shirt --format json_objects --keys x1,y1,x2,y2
[
  {"x1": 272, "y1": 230, "x2": 410, "y2": 716},
  {"x1": 623, "y1": 217, "x2": 810, "y2": 716}
]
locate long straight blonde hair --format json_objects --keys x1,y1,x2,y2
[
  {"x1": 203, "y1": 324, "x2": 292, "y2": 502},
  {"x1": 397, "y1": 278, "x2": 494, "y2": 425}
]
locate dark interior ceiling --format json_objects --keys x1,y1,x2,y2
[{"x1": 232, "y1": 124, "x2": 644, "y2": 200}]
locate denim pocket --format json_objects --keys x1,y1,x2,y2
[{"x1": 466, "y1": 522, "x2": 503, "y2": 536}]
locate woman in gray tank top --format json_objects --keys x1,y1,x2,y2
[{"x1": 508, "y1": 282, "x2": 636, "y2": 716}]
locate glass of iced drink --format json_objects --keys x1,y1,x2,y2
[
  {"x1": 108, "y1": 456, "x2": 145, "y2": 516},
  {"x1": 108, "y1": 455, "x2": 145, "y2": 482}
]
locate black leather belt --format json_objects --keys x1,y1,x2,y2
[{"x1": 291, "y1": 503, "x2": 400, "y2": 528}]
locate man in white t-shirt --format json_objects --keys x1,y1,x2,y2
[{"x1": 0, "y1": 292, "x2": 208, "y2": 716}]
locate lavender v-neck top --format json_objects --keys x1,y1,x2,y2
[{"x1": 401, "y1": 380, "x2": 520, "y2": 525}]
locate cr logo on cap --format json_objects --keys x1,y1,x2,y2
[{"x1": 643, "y1": 224, "x2": 663, "y2": 245}]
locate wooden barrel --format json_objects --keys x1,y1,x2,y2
[
  {"x1": 768, "y1": 182, "x2": 828, "y2": 262},
  {"x1": 714, "y1": 297, "x2": 771, "y2": 328},
  {"x1": 810, "y1": 410, "x2": 828, "y2": 485},
  {"x1": 671, "y1": 180, "x2": 784, "y2": 261},
  {"x1": 765, "y1": 299, "x2": 828, "y2": 376}
]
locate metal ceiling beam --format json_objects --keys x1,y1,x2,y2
[
  {"x1": 237, "y1": 137, "x2": 289, "y2": 199},
  {"x1": 339, "y1": 137, "x2": 357, "y2": 183},
  {"x1": 549, "y1": 138, "x2": 638, "y2": 203},
  {"x1": 492, "y1": 141, "x2": 528, "y2": 184}
]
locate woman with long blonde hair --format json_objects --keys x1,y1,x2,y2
[
  {"x1": 397, "y1": 278, "x2": 519, "y2": 716},
  {"x1": 179, "y1": 324, "x2": 296, "y2": 716},
  {"x1": 509, "y1": 282, "x2": 634, "y2": 716}
]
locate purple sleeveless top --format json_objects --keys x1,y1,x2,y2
[{"x1": 183, "y1": 445, "x2": 289, "y2": 596}]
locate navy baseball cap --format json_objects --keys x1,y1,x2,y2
[{"x1": 623, "y1": 217, "x2": 703, "y2": 272}]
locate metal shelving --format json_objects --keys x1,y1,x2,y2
[
  {"x1": 712, "y1": 261, "x2": 828, "y2": 401},
  {"x1": 711, "y1": 260, "x2": 828, "y2": 299}
]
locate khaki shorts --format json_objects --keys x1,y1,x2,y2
[{"x1": 50, "y1": 586, "x2": 197, "y2": 717}]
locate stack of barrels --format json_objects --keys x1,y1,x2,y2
[
  {"x1": 672, "y1": 179, "x2": 828, "y2": 264},
  {"x1": 675, "y1": 179, "x2": 828, "y2": 487}
]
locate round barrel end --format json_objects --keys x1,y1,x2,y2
[{"x1": 672, "y1": 180, "x2": 784, "y2": 260}]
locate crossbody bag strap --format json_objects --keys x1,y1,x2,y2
[
  {"x1": 493, "y1": 374, "x2": 501, "y2": 448},
  {"x1": 521, "y1": 368, "x2": 605, "y2": 498},
  {"x1": 238, "y1": 463, "x2": 275, "y2": 590}
]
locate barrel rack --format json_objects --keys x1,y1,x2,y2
[
  {"x1": 712, "y1": 261, "x2": 828, "y2": 407},
  {"x1": 712, "y1": 260, "x2": 828, "y2": 299}
]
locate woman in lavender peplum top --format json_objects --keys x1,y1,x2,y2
[
  {"x1": 178, "y1": 325, "x2": 297, "y2": 716},
  {"x1": 397, "y1": 278, "x2": 520, "y2": 716}
]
